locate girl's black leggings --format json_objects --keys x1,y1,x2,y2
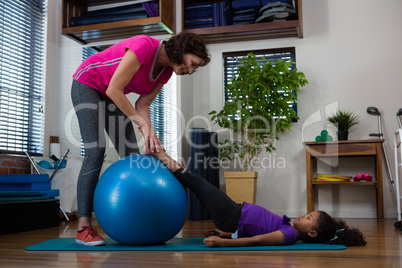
[{"x1": 173, "y1": 168, "x2": 243, "y2": 232}]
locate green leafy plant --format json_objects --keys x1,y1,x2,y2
[
  {"x1": 209, "y1": 53, "x2": 308, "y2": 171},
  {"x1": 327, "y1": 110, "x2": 359, "y2": 132}
]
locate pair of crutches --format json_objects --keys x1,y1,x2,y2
[
  {"x1": 367, "y1": 107, "x2": 402, "y2": 229},
  {"x1": 25, "y1": 149, "x2": 71, "y2": 222}
]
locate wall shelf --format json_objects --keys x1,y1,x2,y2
[
  {"x1": 62, "y1": 0, "x2": 303, "y2": 45},
  {"x1": 312, "y1": 181, "x2": 377, "y2": 185},
  {"x1": 182, "y1": 0, "x2": 303, "y2": 44},
  {"x1": 61, "y1": 0, "x2": 175, "y2": 45}
]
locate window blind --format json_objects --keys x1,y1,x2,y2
[
  {"x1": 0, "y1": 0, "x2": 47, "y2": 155},
  {"x1": 223, "y1": 47, "x2": 297, "y2": 119}
]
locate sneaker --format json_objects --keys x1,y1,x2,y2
[{"x1": 76, "y1": 226, "x2": 106, "y2": 246}]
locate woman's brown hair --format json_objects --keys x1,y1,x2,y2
[{"x1": 164, "y1": 32, "x2": 210, "y2": 66}]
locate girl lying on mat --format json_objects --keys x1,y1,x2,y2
[{"x1": 140, "y1": 132, "x2": 366, "y2": 247}]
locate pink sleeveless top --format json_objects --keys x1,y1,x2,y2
[{"x1": 73, "y1": 35, "x2": 173, "y2": 96}]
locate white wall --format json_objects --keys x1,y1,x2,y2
[{"x1": 46, "y1": 0, "x2": 402, "y2": 218}]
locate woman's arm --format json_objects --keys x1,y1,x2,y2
[
  {"x1": 203, "y1": 231, "x2": 285, "y2": 247},
  {"x1": 105, "y1": 49, "x2": 143, "y2": 125},
  {"x1": 135, "y1": 83, "x2": 165, "y2": 152},
  {"x1": 105, "y1": 49, "x2": 163, "y2": 152}
]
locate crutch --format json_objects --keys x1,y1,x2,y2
[
  {"x1": 397, "y1": 108, "x2": 402, "y2": 128},
  {"x1": 394, "y1": 109, "x2": 402, "y2": 229},
  {"x1": 366, "y1": 107, "x2": 397, "y2": 202},
  {"x1": 49, "y1": 149, "x2": 70, "y2": 182},
  {"x1": 24, "y1": 151, "x2": 41, "y2": 174}
]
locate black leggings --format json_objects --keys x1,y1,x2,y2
[
  {"x1": 71, "y1": 80, "x2": 140, "y2": 217},
  {"x1": 173, "y1": 168, "x2": 243, "y2": 232}
]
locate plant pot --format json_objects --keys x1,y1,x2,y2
[
  {"x1": 337, "y1": 131, "x2": 349, "y2": 141},
  {"x1": 224, "y1": 171, "x2": 258, "y2": 204}
]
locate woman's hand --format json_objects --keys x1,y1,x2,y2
[
  {"x1": 149, "y1": 130, "x2": 165, "y2": 153},
  {"x1": 138, "y1": 128, "x2": 151, "y2": 155},
  {"x1": 138, "y1": 127, "x2": 165, "y2": 156},
  {"x1": 138, "y1": 124, "x2": 165, "y2": 153}
]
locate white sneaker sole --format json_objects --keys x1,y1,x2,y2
[{"x1": 75, "y1": 239, "x2": 106, "y2": 246}]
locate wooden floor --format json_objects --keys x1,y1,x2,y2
[{"x1": 0, "y1": 217, "x2": 401, "y2": 267}]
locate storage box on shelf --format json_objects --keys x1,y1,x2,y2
[
  {"x1": 182, "y1": 0, "x2": 303, "y2": 44},
  {"x1": 62, "y1": 0, "x2": 175, "y2": 45}
]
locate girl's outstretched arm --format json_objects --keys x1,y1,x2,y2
[{"x1": 203, "y1": 231, "x2": 285, "y2": 247}]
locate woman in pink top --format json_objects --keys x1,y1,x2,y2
[{"x1": 72, "y1": 33, "x2": 210, "y2": 246}]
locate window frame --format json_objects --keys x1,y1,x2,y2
[{"x1": 222, "y1": 47, "x2": 297, "y2": 120}]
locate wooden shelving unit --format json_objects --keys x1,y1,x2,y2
[
  {"x1": 61, "y1": 0, "x2": 175, "y2": 45},
  {"x1": 61, "y1": 0, "x2": 303, "y2": 45},
  {"x1": 182, "y1": 0, "x2": 303, "y2": 44},
  {"x1": 304, "y1": 140, "x2": 384, "y2": 219}
]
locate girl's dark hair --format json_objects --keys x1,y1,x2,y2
[
  {"x1": 164, "y1": 32, "x2": 210, "y2": 66},
  {"x1": 304, "y1": 211, "x2": 367, "y2": 247}
]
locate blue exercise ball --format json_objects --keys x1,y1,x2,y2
[{"x1": 94, "y1": 154, "x2": 188, "y2": 245}]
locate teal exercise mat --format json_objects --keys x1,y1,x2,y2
[{"x1": 26, "y1": 237, "x2": 346, "y2": 251}]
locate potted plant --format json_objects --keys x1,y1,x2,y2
[
  {"x1": 209, "y1": 53, "x2": 308, "y2": 203},
  {"x1": 327, "y1": 110, "x2": 359, "y2": 140}
]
